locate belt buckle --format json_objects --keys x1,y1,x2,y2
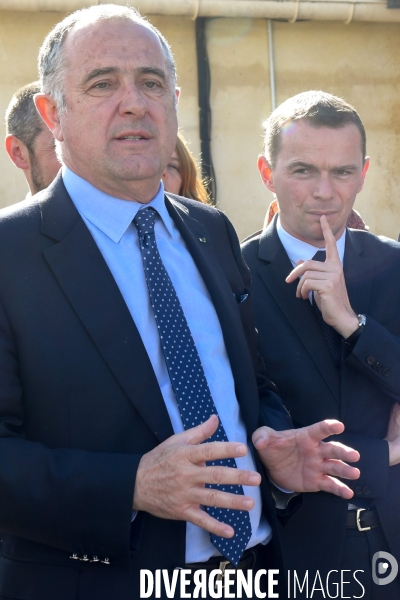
[
  {"x1": 356, "y1": 508, "x2": 371, "y2": 532},
  {"x1": 216, "y1": 560, "x2": 232, "y2": 590}
]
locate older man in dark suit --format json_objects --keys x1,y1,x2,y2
[
  {"x1": 0, "y1": 11, "x2": 360, "y2": 600},
  {"x1": 242, "y1": 91, "x2": 400, "y2": 599}
]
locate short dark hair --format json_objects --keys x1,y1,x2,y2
[
  {"x1": 263, "y1": 90, "x2": 367, "y2": 168},
  {"x1": 5, "y1": 81, "x2": 44, "y2": 153}
]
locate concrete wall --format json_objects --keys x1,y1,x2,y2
[
  {"x1": 207, "y1": 18, "x2": 400, "y2": 241},
  {"x1": 0, "y1": 11, "x2": 399, "y2": 241}
]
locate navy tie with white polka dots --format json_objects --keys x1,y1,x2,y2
[
  {"x1": 311, "y1": 250, "x2": 342, "y2": 368},
  {"x1": 133, "y1": 207, "x2": 251, "y2": 566}
]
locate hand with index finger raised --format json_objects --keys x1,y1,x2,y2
[
  {"x1": 320, "y1": 214, "x2": 341, "y2": 263},
  {"x1": 285, "y1": 215, "x2": 359, "y2": 338}
]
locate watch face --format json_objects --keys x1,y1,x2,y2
[{"x1": 358, "y1": 314, "x2": 367, "y2": 327}]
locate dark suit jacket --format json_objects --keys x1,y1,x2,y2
[
  {"x1": 0, "y1": 177, "x2": 290, "y2": 600},
  {"x1": 241, "y1": 218, "x2": 400, "y2": 578}
]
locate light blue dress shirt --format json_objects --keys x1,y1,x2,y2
[{"x1": 62, "y1": 167, "x2": 271, "y2": 563}]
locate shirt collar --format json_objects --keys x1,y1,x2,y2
[
  {"x1": 276, "y1": 215, "x2": 346, "y2": 266},
  {"x1": 62, "y1": 166, "x2": 173, "y2": 243}
]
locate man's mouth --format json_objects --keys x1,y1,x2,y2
[{"x1": 118, "y1": 135, "x2": 146, "y2": 140}]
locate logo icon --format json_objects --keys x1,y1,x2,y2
[{"x1": 372, "y1": 551, "x2": 398, "y2": 586}]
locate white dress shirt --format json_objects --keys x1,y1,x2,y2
[{"x1": 62, "y1": 167, "x2": 271, "y2": 563}]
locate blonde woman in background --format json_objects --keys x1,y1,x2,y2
[{"x1": 163, "y1": 132, "x2": 210, "y2": 204}]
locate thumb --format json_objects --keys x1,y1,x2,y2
[{"x1": 252, "y1": 425, "x2": 278, "y2": 450}]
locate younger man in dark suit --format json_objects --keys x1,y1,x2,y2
[{"x1": 242, "y1": 91, "x2": 400, "y2": 599}]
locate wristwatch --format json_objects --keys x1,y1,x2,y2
[{"x1": 357, "y1": 314, "x2": 367, "y2": 327}]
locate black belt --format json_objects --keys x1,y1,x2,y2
[
  {"x1": 347, "y1": 507, "x2": 380, "y2": 532},
  {"x1": 185, "y1": 545, "x2": 259, "y2": 575}
]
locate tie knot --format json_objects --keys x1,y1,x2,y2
[
  {"x1": 133, "y1": 207, "x2": 157, "y2": 238},
  {"x1": 312, "y1": 250, "x2": 326, "y2": 262}
]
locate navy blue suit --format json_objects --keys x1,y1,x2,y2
[
  {"x1": 0, "y1": 177, "x2": 291, "y2": 599},
  {"x1": 242, "y1": 218, "x2": 400, "y2": 591}
]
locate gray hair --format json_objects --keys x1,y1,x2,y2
[
  {"x1": 263, "y1": 90, "x2": 367, "y2": 168},
  {"x1": 5, "y1": 81, "x2": 44, "y2": 152},
  {"x1": 38, "y1": 4, "x2": 177, "y2": 115}
]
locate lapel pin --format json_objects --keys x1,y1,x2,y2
[{"x1": 199, "y1": 237, "x2": 207, "y2": 243}]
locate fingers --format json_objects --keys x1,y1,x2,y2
[
  {"x1": 320, "y1": 215, "x2": 340, "y2": 262},
  {"x1": 188, "y1": 439, "x2": 248, "y2": 464},
  {"x1": 302, "y1": 419, "x2": 344, "y2": 442},
  {"x1": 174, "y1": 414, "x2": 220, "y2": 446},
  {"x1": 320, "y1": 457, "x2": 360, "y2": 480},
  {"x1": 317, "y1": 475, "x2": 356, "y2": 500},
  {"x1": 390, "y1": 402, "x2": 400, "y2": 427},
  {"x1": 295, "y1": 273, "x2": 331, "y2": 300},
  {"x1": 320, "y1": 439, "x2": 360, "y2": 464},
  {"x1": 286, "y1": 259, "x2": 327, "y2": 285},
  {"x1": 184, "y1": 507, "x2": 235, "y2": 538},
  {"x1": 188, "y1": 461, "x2": 261, "y2": 487},
  {"x1": 286, "y1": 215, "x2": 341, "y2": 286},
  {"x1": 193, "y1": 486, "x2": 255, "y2": 512}
]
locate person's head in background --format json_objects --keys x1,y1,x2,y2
[
  {"x1": 5, "y1": 82, "x2": 60, "y2": 195},
  {"x1": 162, "y1": 132, "x2": 210, "y2": 204}
]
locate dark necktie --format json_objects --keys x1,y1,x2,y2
[
  {"x1": 133, "y1": 207, "x2": 252, "y2": 566},
  {"x1": 311, "y1": 250, "x2": 342, "y2": 368}
]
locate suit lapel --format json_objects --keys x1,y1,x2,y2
[
  {"x1": 165, "y1": 196, "x2": 260, "y2": 433},
  {"x1": 257, "y1": 221, "x2": 340, "y2": 403},
  {"x1": 39, "y1": 178, "x2": 174, "y2": 442}
]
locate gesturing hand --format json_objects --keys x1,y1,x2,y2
[
  {"x1": 285, "y1": 215, "x2": 359, "y2": 339},
  {"x1": 132, "y1": 415, "x2": 261, "y2": 538},
  {"x1": 385, "y1": 402, "x2": 400, "y2": 466},
  {"x1": 253, "y1": 419, "x2": 360, "y2": 499}
]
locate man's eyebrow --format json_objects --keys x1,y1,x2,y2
[
  {"x1": 331, "y1": 164, "x2": 358, "y2": 171},
  {"x1": 288, "y1": 161, "x2": 358, "y2": 170},
  {"x1": 288, "y1": 161, "x2": 315, "y2": 169},
  {"x1": 83, "y1": 67, "x2": 120, "y2": 85},
  {"x1": 137, "y1": 67, "x2": 167, "y2": 80},
  {"x1": 82, "y1": 66, "x2": 167, "y2": 86}
]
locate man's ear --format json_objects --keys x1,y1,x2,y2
[
  {"x1": 358, "y1": 157, "x2": 370, "y2": 193},
  {"x1": 5, "y1": 135, "x2": 30, "y2": 170},
  {"x1": 257, "y1": 155, "x2": 275, "y2": 193},
  {"x1": 34, "y1": 94, "x2": 64, "y2": 142},
  {"x1": 174, "y1": 87, "x2": 180, "y2": 110}
]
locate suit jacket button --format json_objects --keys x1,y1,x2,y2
[
  {"x1": 355, "y1": 486, "x2": 362, "y2": 494},
  {"x1": 366, "y1": 356, "x2": 375, "y2": 366},
  {"x1": 362, "y1": 486, "x2": 370, "y2": 495},
  {"x1": 383, "y1": 368, "x2": 391, "y2": 377}
]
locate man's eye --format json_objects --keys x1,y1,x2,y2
[
  {"x1": 144, "y1": 81, "x2": 160, "y2": 89},
  {"x1": 93, "y1": 81, "x2": 110, "y2": 89}
]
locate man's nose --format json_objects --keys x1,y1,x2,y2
[
  {"x1": 312, "y1": 173, "x2": 335, "y2": 200},
  {"x1": 118, "y1": 83, "x2": 147, "y2": 117}
]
